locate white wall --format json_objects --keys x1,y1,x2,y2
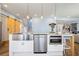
[
  {"x1": 1, "y1": 15, "x2": 8, "y2": 41},
  {"x1": 32, "y1": 17, "x2": 56, "y2": 33}
]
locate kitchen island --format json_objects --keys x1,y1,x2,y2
[{"x1": 9, "y1": 33, "x2": 76, "y2": 56}]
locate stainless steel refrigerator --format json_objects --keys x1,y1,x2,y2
[{"x1": 33, "y1": 34, "x2": 47, "y2": 53}]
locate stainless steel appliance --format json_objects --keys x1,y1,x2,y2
[
  {"x1": 12, "y1": 33, "x2": 23, "y2": 41},
  {"x1": 33, "y1": 34, "x2": 47, "y2": 53}
]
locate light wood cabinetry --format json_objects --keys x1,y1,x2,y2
[
  {"x1": 15, "y1": 20, "x2": 20, "y2": 33},
  {"x1": 64, "y1": 35, "x2": 75, "y2": 56},
  {"x1": 7, "y1": 16, "x2": 21, "y2": 33},
  {"x1": 74, "y1": 35, "x2": 79, "y2": 56},
  {"x1": 7, "y1": 17, "x2": 15, "y2": 33},
  {"x1": 74, "y1": 43, "x2": 79, "y2": 56}
]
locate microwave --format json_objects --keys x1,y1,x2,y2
[{"x1": 49, "y1": 35, "x2": 62, "y2": 44}]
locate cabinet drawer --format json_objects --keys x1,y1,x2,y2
[
  {"x1": 11, "y1": 41, "x2": 33, "y2": 52},
  {"x1": 48, "y1": 45, "x2": 63, "y2": 51}
]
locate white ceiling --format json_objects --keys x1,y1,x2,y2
[{"x1": 1, "y1": 3, "x2": 79, "y2": 19}]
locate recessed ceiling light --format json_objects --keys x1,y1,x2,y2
[
  {"x1": 3, "y1": 4, "x2": 8, "y2": 8},
  {"x1": 27, "y1": 16, "x2": 30, "y2": 19}
]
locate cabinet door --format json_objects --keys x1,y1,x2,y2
[
  {"x1": 15, "y1": 21, "x2": 20, "y2": 33},
  {"x1": 7, "y1": 17, "x2": 21, "y2": 33},
  {"x1": 7, "y1": 17, "x2": 15, "y2": 33}
]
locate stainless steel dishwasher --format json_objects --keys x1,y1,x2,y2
[{"x1": 33, "y1": 34, "x2": 47, "y2": 53}]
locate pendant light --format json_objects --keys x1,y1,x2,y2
[
  {"x1": 26, "y1": 4, "x2": 30, "y2": 20},
  {"x1": 54, "y1": 3, "x2": 57, "y2": 33},
  {"x1": 54, "y1": 3, "x2": 56, "y2": 20},
  {"x1": 40, "y1": 3, "x2": 43, "y2": 19}
]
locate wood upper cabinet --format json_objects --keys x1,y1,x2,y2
[
  {"x1": 7, "y1": 16, "x2": 15, "y2": 33},
  {"x1": 7, "y1": 16, "x2": 21, "y2": 33},
  {"x1": 15, "y1": 20, "x2": 20, "y2": 33}
]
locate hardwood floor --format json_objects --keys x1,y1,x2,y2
[{"x1": 0, "y1": 40, "x2": 9, "y2": 56}]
